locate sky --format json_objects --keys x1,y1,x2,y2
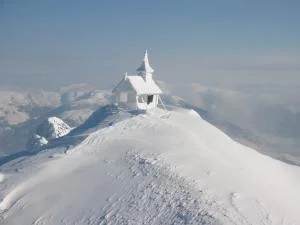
[{"x1": 1, "y1": 0, "x2": 300, "y2": 90}]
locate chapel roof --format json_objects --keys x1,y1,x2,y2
[{"x1": 113, "y1": 75, "x2": 162, "y2": 95}]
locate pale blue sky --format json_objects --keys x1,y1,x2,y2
[{"x1": 1, "y1": 0, "x2": 300, "y2": 89}]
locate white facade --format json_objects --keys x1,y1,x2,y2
[{"x1": 113, "y1": 51, "x2": 163, "y2": 110}]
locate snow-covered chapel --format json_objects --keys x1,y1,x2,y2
[{"x1": 113, "y1": 50, "x2": 163, "y2": 110}]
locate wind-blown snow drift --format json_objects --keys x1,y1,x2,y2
[{"x1": 0, "y1": 108, "x2": 300, "y2": 225}]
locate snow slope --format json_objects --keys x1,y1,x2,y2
[
  {"x1": 1, "y1": 108, "x2": 300, "y2": 224},
  {"x1": 169, "y1": 83, "x2": 300, "y2": 166}
]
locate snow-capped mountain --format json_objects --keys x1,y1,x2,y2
[
  {"x1": 0, "y1": 88, "x2": 60, "y2": 156},
  {"x1": 0, "y1": 88, "x2": 60, "y2": 126},
  {"x1": 36, "y1": 117, "x2": 71, "y2": 140},
  {"x1": 27, "y1": 117, "x2": 72, "y2": 151},
  {"x1": 1, "y1": 83, "x2": 299, "y2": 167},
  {"x1": 1, "y1": 108, "x2": 300, "y2": 225},
  {"x1": 0, "y1": 85, "x2": 112, "y2": 155},
  {"x1": 57, "y1": 84, "x2": 112, "y2": 126}
]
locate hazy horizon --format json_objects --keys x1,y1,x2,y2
[{"x1": 1, "y1": 1, "x2": 300, "y2": 90}]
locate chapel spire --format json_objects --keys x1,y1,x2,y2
[{"x1": 136, "y1": 49, "x2": 154, "y2": 75}]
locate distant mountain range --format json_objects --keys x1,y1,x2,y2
[{"x1": 0, "y1": 83, "x2": 299, "y2": 166}]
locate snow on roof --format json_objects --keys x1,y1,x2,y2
[
  {"x1": 113, "y1": 75, "x2": 162, "y2": 95},
  {"x1": 127, "y1": 76, "x2": 162, "y2": 94}
]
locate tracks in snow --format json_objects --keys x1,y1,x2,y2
[{"x1": 95, "y1": 151, "x2": 219, "y2": 225}]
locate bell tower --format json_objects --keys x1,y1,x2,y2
[{"x1": 136, "y1": 50, "x2": 154, "y2": 83}]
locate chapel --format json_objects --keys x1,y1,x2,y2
[{"x1": 113, "y1": 50, "x2": 163, "y2": 110}]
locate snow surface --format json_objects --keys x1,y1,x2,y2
[{"x1": 1, "y1": 108, "x2": 300, "y2": 224}]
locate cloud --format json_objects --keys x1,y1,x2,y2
[{"x1": 195, "y1": 51, "x2": 300, "y2": 71}]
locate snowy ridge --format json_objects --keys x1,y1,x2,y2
[
  {"x1": 1, "y1": 108, "x2": 300, "y2": 224},
  {"x1": 70, "y1": 104, "x2": 129, "y2": 135}
]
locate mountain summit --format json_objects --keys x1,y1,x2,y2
[{"x1": 1, "y1": 108, "x2": 300, "y2": 225}]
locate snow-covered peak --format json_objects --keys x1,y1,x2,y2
[
  {"x1": 43, "y1": 117, "x2": 72, "y2": 139},
  {"x1": 2, "y1": 108, "x2": 300, "y2": 224},
  {"x1": 27, "y1": 117, "x2": 71, "y2": 151}
]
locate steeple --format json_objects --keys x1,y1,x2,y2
[{"x1": 136, "y1": 50, "x2": 154, "y2": 82}]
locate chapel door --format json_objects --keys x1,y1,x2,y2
[{"x1": 147, "y1": 95, "x2": 154, "y2": 104}]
